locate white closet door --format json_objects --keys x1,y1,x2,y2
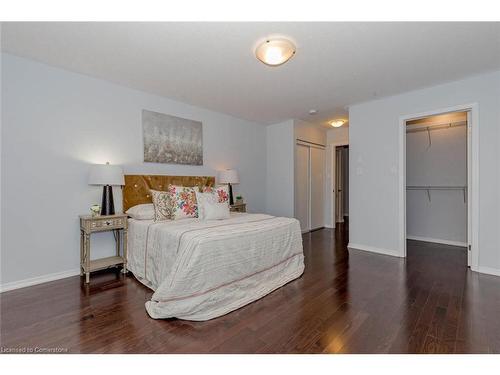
[
  {"x1": 310, "y1": 147, "x2": 325, "y2": 230},
  {"x1": 295, "y1": 144, "x2": 310, "y2": 232}
]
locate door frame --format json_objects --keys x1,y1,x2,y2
[
  {"x1": 398, "y1": 103, "x2": 479, "y2": 270},
  {"x1": 335, "y1": 147, "x2": 345, "y2": 224},
  {"x1": 327, "y1": 140, "x2": 349, "y2": 229}
]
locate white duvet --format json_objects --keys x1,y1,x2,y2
[{"x1": 127, "y1": 213, "x2": 304, "y2": 321}]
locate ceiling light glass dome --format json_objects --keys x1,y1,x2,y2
[{"x1": 255, "y1": 38, "x2": 296, "y2": 66}]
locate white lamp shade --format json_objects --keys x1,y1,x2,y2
[
  {"x1": 218, "y1": 169, "x2": 240, "y2": 184},
  {"x1": 88, "y1": 163, "x2": 124, "y2": 186}
]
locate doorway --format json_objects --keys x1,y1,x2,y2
[
  {"x1": 401, "y1": 106, "x2": 476, "y2": 268},
  {"x1": 335, "y1": 145, "x2": 349, "y2": 224}
]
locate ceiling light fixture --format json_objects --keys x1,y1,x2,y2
[
  {"x1": 330, "y1": 120, "x2": 345, "y2": 128},
  {"x1": 255, "y1": 38, "x2": 296, "y2": 66},
  {"x1": 309, "y1": 109, "x2": 318, "y2": 115}
]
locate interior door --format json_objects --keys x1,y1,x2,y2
[
  {"x1": 295, "y1": 144, "x2": 310, "y2": 232},
  {"x1": 310, "y1": 146, "x2": 325, "y2": 230},
  {"x1": 335, "y1": 147, "x2": 344, "y2": 223}
]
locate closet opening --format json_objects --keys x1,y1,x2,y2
[
  {"x1": 404, "y1": 110, "x2": 471, "y2": 267},
  {"x1": 334, "y1": 145, "x2": 349, "y2": 224}
]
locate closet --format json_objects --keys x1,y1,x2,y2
[
  {"x1": 405, "y1": 111, "x2": 469, "y2": 256},
  {"x1": 295, "y1": 140, "x2": 325, "y2": 232}
]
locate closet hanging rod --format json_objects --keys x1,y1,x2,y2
[
  {"x1": 406, "y1": 120, "x2": 466, "y2": 134},
  {"x1": 406, "y1": 186, "x2": 467, "y2": 203},
  {"x1": 296, "y1": 139, "x2": 326, "y2": 149}
]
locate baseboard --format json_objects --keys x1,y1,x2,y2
[
  {"x1": 406, "y1": 235, "x2": 467, "y2": 248},
  {"x1": 348, "y1": 243, "x2": 403, "y2": 258},
  {"x1": 0, "y1": 268, "x2": 80, "y2": 293},
  {"x1": 472, "y1": 266, "x2": 500, "y2": 277}
]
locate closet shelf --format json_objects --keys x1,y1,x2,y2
[
  {"x1": 405, "y1": 120, "x2": 466, "y2": 134},
  {"x1": 406, "y1": 120, "x2": 467, "y2": 148}
]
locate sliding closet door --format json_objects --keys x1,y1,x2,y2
[
  {"x1": 295, "y1": 144, "x2": 310, "y2": 232},
  {"x1": 310, "y1": 147, "x2": 325, "y2": 230}
]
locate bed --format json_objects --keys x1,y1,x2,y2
[{"x1": 124, "y1": 175, "x2": 304, "y2": 321}]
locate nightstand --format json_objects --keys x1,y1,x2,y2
[
  {"x1": 230, "y1": 203, "x2": 246, "y2": 213},
  {"x1": 79, "y1": 214, "x2": 128, "y2": 283}
]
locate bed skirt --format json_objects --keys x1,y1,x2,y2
[{"x1": 144, "y1": 253, "x2": 304, "y2": 321}]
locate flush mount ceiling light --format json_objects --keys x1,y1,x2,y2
[
  {"x1": 255, "y1": 38, "x2": 296, "y2": 66},
  {"x1": 330, "y1": 120, "x2": 345, "y2": 128}
]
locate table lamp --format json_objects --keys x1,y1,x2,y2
[{"x1": 88, "y1": 162, "x2": 124, "y2": 215}]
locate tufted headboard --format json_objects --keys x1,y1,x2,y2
[{"x1": 122, "y1": 175, "x2": 215, "y2": 212}]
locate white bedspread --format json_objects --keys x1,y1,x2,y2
[{"x1": 127, "y1": 213, "x2": 304, "y2": 321}]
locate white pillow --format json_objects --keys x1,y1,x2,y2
[
  {"x1": 125, "y1": 203, "x2": 155, "y2": 220},
  {"x1": 195, "y1": 191, "x2": 211, "y2": 220},
  {"x1": 203, "y1": 201, "x2": 230, "y2": 220},
  {"x1": 196, "y1": 191, "x2": 230, "y2": 220}
]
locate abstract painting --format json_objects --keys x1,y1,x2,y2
[{"x1": 142, "y1": 109, "x2": 203, "y2": 165}]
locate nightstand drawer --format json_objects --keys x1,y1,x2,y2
[
  {"x1": 230, "y1": 203, "x2": 246, "y2": 213},
  {"x1": 80, "y1": 215, "x2": 127, "y2": 233},
  {"x1": 90, "y1": 217, "x2": 125, "y2": 230}
]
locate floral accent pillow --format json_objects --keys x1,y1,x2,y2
[
  {"x1": 150, "y1": 190, "x2": 173, "y2": 222},
  {"x1": 168, "y1": 185, "x2": 198, "y2": 220},
  {"x1": 202, "y1": 185, "x2": 230, "y2": 204}
]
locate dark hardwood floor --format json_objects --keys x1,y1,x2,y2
[{"x1": 1, "y1": 222, "x2": 499, "y2": 353}]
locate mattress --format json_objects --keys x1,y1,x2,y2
[{"x1": 127, "y1": 213, "x2": 304, "y2": 321}]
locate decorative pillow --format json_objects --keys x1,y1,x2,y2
[
  {"x1": 203, "y1": 200, "x2": 230, "y2": 220},
  {"x1": 150, "y1": 190, "x2": 173, "y2": 222},
  {"x1": 125, "y1": 203, "x2": 155, "y2": 220},
  {"x1": 195, "y1": 191, "x2": 214, "y2": 220},
  {"x1": 202, "y1": 185, "x2": 230, "y2": 204},
  {"x1": 168, "y1": 185, "x2": 198, "y2": 220},
  {"x1": 196, "y1": 185, "x2": 230, "y2": 220}
]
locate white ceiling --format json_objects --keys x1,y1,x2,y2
[{"x1": 2, "y1": 22, "x2": 500, "y2": 127}]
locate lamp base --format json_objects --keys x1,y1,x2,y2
[
  {"x1": 101, "y1": 185, "x2": 115, "y2": 216},
  {"x1": 228, "y1": 183, "x2": 234, "y2": 206}
]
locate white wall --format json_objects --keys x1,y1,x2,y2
[
  {"x1": 264, "y1": 119, "x2": 329, "y2": 219},
  {"x1": 294, "y1": 119, "x2": 326, "y2": 145},
  {"x1": 349, "y1": 70, "x2": 500, "y2": 274},
  {"x1": 327, "y1": 126, "x2": 349, "y2": 145},
  {"x1": 1, "y1": 53, "x2": 267, "y2": 287},
  {"x1": 406, "y1": 125, "x2": 467, "y2": 245},
  {"x1": 265, "y1": 120, "x2": 295, "y2": 217},
  {"x1": 264, "y1": 119, "x2": 328, "y2": 226}
]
